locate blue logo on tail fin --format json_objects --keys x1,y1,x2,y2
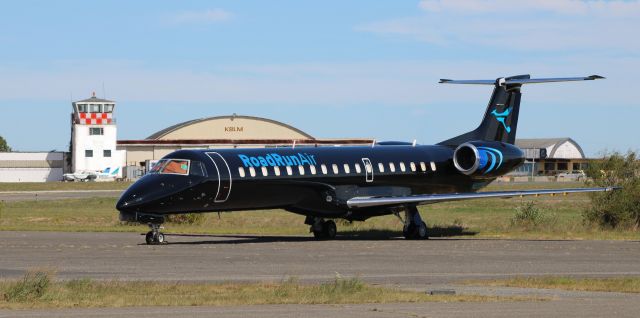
[{"x1": 491, "y1": 106, "x2": 512, "y2": 133}]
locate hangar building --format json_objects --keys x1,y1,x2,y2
[
  {"x1": 0, "y1": 152, "x2": 66, "y2": 182},
  {"x1": 511, "y1": 138, "x2": 588, "y2": 176},
  {"x1": 117, "y1": 115, "x2": 371, "y2": 166},
  {"x1": 116, "y1": 115, "x2": 373, "y2": 179}
]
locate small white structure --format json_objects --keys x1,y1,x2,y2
[
  {"x1": 0, "y1": 152, "x2": 66, "y2": 182},
  {"x1": 71, "y1": 93, "x2": 123, "y2": 179}
]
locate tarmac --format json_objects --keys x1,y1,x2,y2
[{"x1": 1, "y1": 231, "x2": 639, "y2": 317}]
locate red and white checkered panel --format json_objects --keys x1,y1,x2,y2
[{"x1": 77, "y1": 113, "x2": 112, "y2": 125}]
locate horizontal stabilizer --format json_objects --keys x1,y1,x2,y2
[
  {"x1": 347, "y1": 187, "x2": 618, "y2": 209},
  {"x1": 439, "y1": 75, "x2": 604, "y2": 86}
]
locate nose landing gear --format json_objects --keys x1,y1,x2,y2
[{"x1": 145, "y1": 223, "x2": 165, "y2": 245}]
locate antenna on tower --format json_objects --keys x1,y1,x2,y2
[{"x1": 102, "y1": 82, "x2": 106, "y2": 99}]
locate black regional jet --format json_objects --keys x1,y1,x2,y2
[{"x1": 117, "y1": 74, "x2": 615, "y2": 245}]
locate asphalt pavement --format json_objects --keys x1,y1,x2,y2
[{"x1": 0, "y1": 231, "x2": 639, "y2": 317}]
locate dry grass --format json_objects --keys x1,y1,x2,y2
[
  {"x1": 0, "y1": 274, "x2": 527, "y2": 309},
  {"x1": 0, "y1": 182, "x2": 637, "y2": 240},
  {"x1": 463, "y1": 276, "x2": 640, "y2": 293}
]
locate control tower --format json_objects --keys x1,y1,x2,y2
[{"x1": 71, "y1": 93, "x2": 122, "y2": 178}]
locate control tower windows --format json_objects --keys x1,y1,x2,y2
[
  {"x1": 89, "y1": 104, "x2": 101, "y2": 113},
  {"x1": 104, "y1": 104, "x2": 114, "y2": 113},
  {"x1": 77, "y1": 104, "x2": 87, "y2": 112}
]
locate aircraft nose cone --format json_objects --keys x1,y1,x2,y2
[
  {"x1": 116, "y1": 195, "x2": 130, "y2": 211},
  {"x1": 116, "y1": 189, "x2": 139, "y2": 212},
  {"x1": 116, "y1": 181, "x2": 148, "y2": 212}
]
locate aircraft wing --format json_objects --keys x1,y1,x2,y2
[{"x1": 346, "y1": 187, "x2": 618, "y2": 209}]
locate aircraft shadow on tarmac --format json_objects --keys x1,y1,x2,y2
[{"x1": 157, "y1": 226, "x2": 478, "y2": 245}]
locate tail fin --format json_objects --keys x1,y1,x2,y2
[{"x1": 437, "y1": 74, "x2": 604, "y2": 147}]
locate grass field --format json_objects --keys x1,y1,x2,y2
[
  {"x1": 464, "y1": 276, "x2": 640, "y2": 293},
  {"x1": 0, "y1": 182, "x2": 637, "y2": 239},
  {"x1": 0, "y1": 272, "x2": 533, "y2": 309}
]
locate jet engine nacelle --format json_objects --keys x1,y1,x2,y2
[{"x1": 453, "y1": 141, "x2": 524, "y2": 178}]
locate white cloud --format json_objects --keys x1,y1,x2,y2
[
  {"x1": 358, "y1": 0, "x2": 640, "y2": 52},
  {"x1": 170, "y1": 9, "x2": 232, "y2": 25},
  {"x1": 419, "y1": 0, "x2": 639, "y2": 16}
]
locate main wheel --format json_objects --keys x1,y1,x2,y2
[
  {"x1": 403, "y1": 224, "x2": 415, "y2": 239},
  {"x1": 155, "y1": 232, "x2": 165, "y2": 244},
  {"x1": 145, "y1": 231, "x2": 154, "y2": 245},
  {"x1": 323, "y1": 220, "x2": 337, "y2": 239},
  {"x1": 416, "y1": 221, "x2": 429, "y2": 240},
  {"x1": 403, "y1": 222, "x2": 428, "y2": 240}
]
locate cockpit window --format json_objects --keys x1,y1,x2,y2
[
  {"x1": 190, "y1": 161, "x2": 208, "y2": 177},
  {"x1": 149, "y1": 159, "x2": 190, "y2": 175},
  {"x1": 149, "y1": 160, "x2": 167, "y2": 174}
]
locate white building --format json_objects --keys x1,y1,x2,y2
[
  {"x1": 0, "y1": 152, "x2": 66, "y2": 182},
  {"x1": 71, "y1": 93, "x2": 124, "y2": 178},
  {"x1": 512, "y1": 138, "x2": 588, "y2": 176}
]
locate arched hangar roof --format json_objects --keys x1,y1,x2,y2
[
  {"x1": 516, "y1": 138, "x2": 585, "y2": 159},
  {"x1": 147, "y1": 115, "x2": 314, "y2": 140}
]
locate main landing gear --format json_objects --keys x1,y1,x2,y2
[
  {"x1": 400, "y1": 206, "x2": 429, "y2": 240},
  {"x1": 145, "y1": 223, "x2": 165, "y2": 245},
  {"x1": 306, "y1": 217, "x2": 337, "y2": 240}
]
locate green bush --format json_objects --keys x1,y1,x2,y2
[
  {"x1": 583, "y1": 151, "x2": 640, "y2": 229},
  {"x1": 3, "y1": 270, "x2": 53, "y2": 302},
  {"x1": 511, "y1": 201, "x2": 546, "y2": 227},
  {"x1": 166, "y1": 213, "x2": 206, "y2": 225}
]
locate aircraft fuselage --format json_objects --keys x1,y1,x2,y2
[{"x1": 117, "y1": 144, "x2": 494, "y2": 221}]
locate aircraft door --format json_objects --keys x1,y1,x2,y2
[
  {"x1": 362, "y1": 158, "x2": 373, "y2": 183},
  {"x1": 205, "y1": 152, "x2": 232, "y2": 202}
]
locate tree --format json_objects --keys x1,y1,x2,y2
[
  {"x1": 0, "y1": 135, "x2": 10, "y2": 152},
  {"x1": 583, "y1": 151, "x2": 640, "y2": 230}
]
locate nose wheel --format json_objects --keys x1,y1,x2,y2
[{"x1": 145, "y1": 224, "x2": 165, "y2": 245}]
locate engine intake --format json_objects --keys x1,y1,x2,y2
[{"x1": 453, "y1": 141, "x2": 524, "y2": 178}]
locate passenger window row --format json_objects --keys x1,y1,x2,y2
[{"x1": 238, "y1": 160, "x2": 437, "y2": 178}]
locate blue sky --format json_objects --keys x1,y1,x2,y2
[{"x1": 0, "y1": 0, "x2": 638, "y2": 156}]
